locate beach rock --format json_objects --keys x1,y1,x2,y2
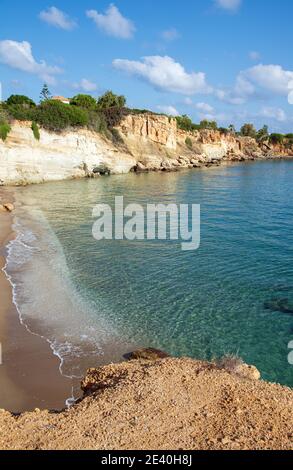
[
  {"x1": 126, "y1": 348, "x2": 170, "y2": 362},
  {"x1": 264, "y1": 298, "x2": 293, "y2": 316},
  {"x1": 0, "y1": 203, "x2": 14, "y2": 212},
  {"x1": 234, "y1": 364, "x2": 261, "y2": 381},
  {"x1": 3, "y1": 203, "x2": 14, "y2": 212}
]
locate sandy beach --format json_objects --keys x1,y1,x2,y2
[{"x1": 0, "y1": 189, "x2": 74, "y2": 413}]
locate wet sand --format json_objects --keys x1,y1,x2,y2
[{"x1": 0, "y1": 191, "x2": 74, "y2": 413}]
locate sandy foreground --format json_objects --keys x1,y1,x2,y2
[
  {"x1": 0, "y1": 356, "x2": 292, "y2": 450},
  {"x1": 0, "y1": 190, "x2": 73, "y2": 413}
]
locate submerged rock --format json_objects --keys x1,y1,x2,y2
[{"x1": 264, "y1": 298, "x2": 293, "y2": 315}]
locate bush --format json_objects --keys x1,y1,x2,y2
[
  {"x1": 240, "y1": 123, "x2": 256, "y2": 138},
  {"x1": 218, "y1": 127, "x2": 229, "y2": 135},
  {"x1": 269, "y1": 133, "x2": 284, "y2": 144},
  {"x1": 0, "y1": 122, "x2": 11, "y2": 141},
  {"x1": 102, "y1": 106, "x2": 127, "y2": 128},
  {"x1": 216, "y1": 354, "x2": 244, "y2": 373},
  {"x1": 176, "y1": 115, "x2": 196, "y2": 132},
  {"x1": 36, "y1": 100, "x2": 89, "y2": 131},
  {"x1": 199, "y1": 120, "x2": 217, "y2": 130},
  {"x1": 6, "y1": 104, "x2": 36, "y2": 121},
  {"x1": 70, "y1": 94, "x2": 97, "y2": 109},
  {"x1": 185, "y1": 137, "x2": 193, "y2": 149},
  {"x1": 6, "y1": 94, "x2": 36, "y2": 107},
  {"x1": 87, "y1": 110, "x2": 108, "y2": 134},
  {"x1": 111, "y1": 128, "x2": 124, "y2": 144},
  {"x1": 31, "y1": 121, "x2": 40, "y2": 140},
  {"x1": 97, "y1": 91, "x2": 126, "y2": 110}
]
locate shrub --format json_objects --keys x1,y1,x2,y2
[
  {"x1": 36, "y1": 100, "x2": 89, "y2": 131},
  {"x1": 240, "y1": 123, "x2": 257, "y2": 138},
  {"x1": 199, "y1": 120, "x2": 218, "y2": 130},
  {"x1": 111, "y1": 128, "x2": 124, "y2": 144},
  {"x1": 0, "y1": 122, "x2": 11, "y2": 141},
  {"x1": 70, "y1": 94, "x2": 97, "y2": 109},
  {"x1": 256, "y1": 125, "x2": 269, "y2": 142},
  {"x1": 216, "y1": 354, "x2": 244, "y2": 373},
  {"x1": 6, "y1": 94, "x2": 36, "y2": 107},
  {"x1": 97, "y1": 91, "x2": 126, "y2": 110},
  {"x1": 185, "y1": 137, "x2": 193, "y2": 149},
  {"x1": 87, "y1": 110, "x2": 108, "y2": 134},
  {"x1": 176, "y1": 115, "x2": 195, "y2": 132},
  {"x1": 269, "y1": 133, "x2": 284, "y2": 145},
  {"x1": 218, "y1": 127, "x2": 229, "y2": 135},
  {"x1": 6, "y1": 104, "x2": 36, "y2": 121},
  {"x1": 102, "y1": 106, "x2": 127, "y2": 128},
  {"x1": 31, "y1": 121, "x2": 40, "y2": 140},
  {"x1": 285, "y1": 133, "x2": 293, "y2": 139}
]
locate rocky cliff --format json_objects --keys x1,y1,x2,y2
[
  {"x1": 0, "y1": 115, "x2": 292, "y2": 185},
  {"x1": 0, "y1": 354, "x2": 292, "y2": 450}
]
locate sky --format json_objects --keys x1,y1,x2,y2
[{"x1": 1, "y1": 0, "x2": 293, "y2": 132}]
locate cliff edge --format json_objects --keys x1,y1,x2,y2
[{"x1": 0, "y1": 355, "x2": 292, "y2": 450}]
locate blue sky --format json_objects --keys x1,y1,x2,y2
[{"x1": 1, "y1": 0, "x2": 293, "y2": 132}]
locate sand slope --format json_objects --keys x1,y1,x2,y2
[{"x1": 0, "y1": 357, "x2": 292, "y2": 450}]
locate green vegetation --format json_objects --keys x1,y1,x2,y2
[
  {"x1": 256, "y1": 125, "x2": 269, "y2": 142},
  {"x1": 97, "y1": 91, "x2": 126, "y2": 110},
  {"x1": 0, "y1": 122, "x2": 11, "y2": 141},
  {"x1": 6, "y1": 95, "x2": 36, "y2": 107},
  {"x1": 110, "y1": 128, "x2": 124, "y2": 145},
  {"x1": 269, "y1": 133, "x2": 284, "y2": 145},
  {"x1": 36, "y1": 100, "x2": 89, "y2": 131},
  {"x1": 240, "y1": 123, "x2": 257, "y2": 138},
  {"x1": 199, "y1": 119, "x2": 218, "y2": 130},
  {"x1": 176, "y1": 115, "x2": 199, "y2": 132},
  {"x1": 31, "y1": 121, "x2": 40, "y2": 140},
  {"x1": 185, "y1": 137, "x2": 193, "y2": 149},
  {"x1": 40, "y1": 83, "x2": 52, "y2": 102},
  {"x1": 70, "y1": 94, "x2": 97, "y2": 109}
]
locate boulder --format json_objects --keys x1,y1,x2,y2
[
  {"x1": 0, "y1": 203, "x2": 14, "y2": 212},
  {"x1": 126, "y1": 348, "x2": 170, "y2": 361},
  {"x1": 234, "y1": 364, "x2": 261, "y2": 381}
]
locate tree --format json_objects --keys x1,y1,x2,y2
[
  {"x1": 228, "y1": 124, "x2": 236, "y2": 135},
  {"x1": 70, "y1": 94, "x2": 97, "y2": 109},
  {"x1": 175, "y1": 115, "x2": 194, "y2": 132},
  {"x1": 199, "y1": 120, "x2": 218, "y2": 130},
  {"x1": 97, "y1": 91, "x2": 126, "y2": 109},
  {"x1": 6, "y1": 95, "x2": 36, "y2": 107},
  {"x1": 269, "y1": 133, "x2": 284, "y2": 145},
  {"x1": 256, "y1": 125, "x2": 269, "y2": 142},
  {"x1": 240, "y1": 123, "x2": 256, "y2": 138},
  {"x1": 40, "y1": 84, "x2": 52, "y2": 102}
]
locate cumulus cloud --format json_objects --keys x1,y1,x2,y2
[
  {"x1": 86, "y1": 4, "x2": 135, "y2": 39},
  {"x1": 215, "y1": 0, "x2": 242, "y2": 11},
  {"x1": 157, "y1": 105, "x2": 179, "y2": 116},
  {"x1": 113, "y1": 56, "x2": 212, "y2": 95},
  {"x1": 195, "y1": 102, "x2": 214, "y2": 113},
  {"x1": 0, "y1": 40, "x2": 62, "y2": 84},
  {"x1": 216, "y1": 64, "x2": 293, "y2": 105},
  {"x1": 72, "y1": 78, "x2": 97, "y2": 92},
  {"x1": 39, "y1": 6, "x2": 77, "y2": 30},
  {"x1": 161, "y1": 28, "x2": 180, "y2": 42},
  {"x1": 259, "y1": 107, "x2": 287, "y2": 122}
]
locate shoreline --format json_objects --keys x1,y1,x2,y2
[{"x1": 0, "y1": 190, "x2": 75, "y2": 413}]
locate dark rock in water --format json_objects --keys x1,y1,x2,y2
[
  {"x1": 264, "y1": 298, "x2": 293, "y2": 315},
  {"x1": 125, "y1": 348, "x2": 169, "y2": 361},
  {"x1": 93, "y1": 164, "x2": 111, "y2": 176}
]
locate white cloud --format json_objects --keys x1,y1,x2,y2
[
  {"x1": 259, "y1": 107, "x2": 287, "y2": 122},
  {"x1": 243, "y1": 64, "x2": 293, "y2": 95},
  {"x1": 72, "y1": 78, "x2": 97, "y2": 92},
  {"x1": 157, "y1": 105, "x2": 179, "y2": 116},
  {"x1": 39, "y1": 6, "x2": 76, "y2": 30},
  {"x1": 161, "y1": 28, "x2": 180, "y2": 42},
  {"x1": 86, "y1": 4, "x2": 135, "y2": 39},
  {"x1": 195, "y1": 102, "x2": 214, "y2": 113},
  {"x1": 215, "y1": 0, "x2": 242, "y2": 11},
  {"x1": 249, "y1": 51, "x2": 261, "y2": 61},
  {"x1": 0, "y1": 40, "x2": 62, "y2": 84},
  {"x1": 113, "y1": 56, "x2": 212, "y2": 95}
]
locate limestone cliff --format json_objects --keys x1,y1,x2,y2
[{"x1": 0, "y1": 115, "x2": 292, "y2": 186}]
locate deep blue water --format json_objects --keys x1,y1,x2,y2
[{"x1": 10, "y1": 161, "x2": 293, "y2": 386}]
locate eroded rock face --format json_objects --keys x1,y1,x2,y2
[{"x1": 126, "y1": 348, "x2": 170, "y2": 361}]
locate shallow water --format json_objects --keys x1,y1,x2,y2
[{"x1": 7, "y1": 161, "x2": 293, "y2": 386}]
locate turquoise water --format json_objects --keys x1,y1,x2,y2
[{"x1": 9, "y1": 161, "x2": 293, "y2": 386}]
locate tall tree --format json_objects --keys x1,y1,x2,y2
[{"x1": 40, "y1": 84, "x2": 52, "y2": 102}]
